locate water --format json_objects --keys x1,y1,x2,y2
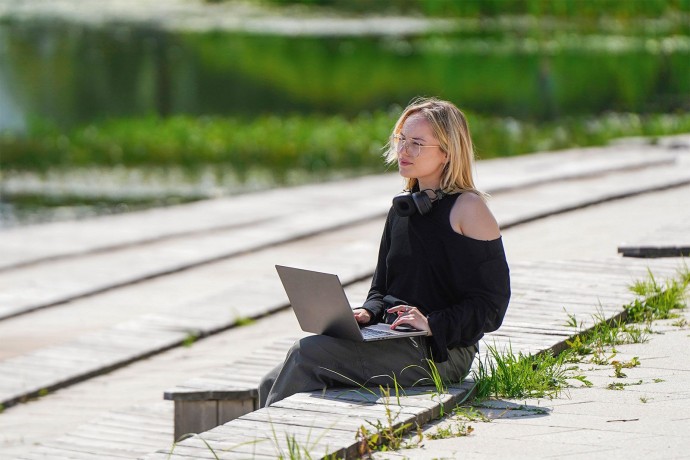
[{"x1": 1, "y1": 18, "x2": 688, "y2": 133}]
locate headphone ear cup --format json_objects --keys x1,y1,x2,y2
[
  {"x1": 392, "y1": 192, "x2": 416, "y2": 217},
  {"x1": 412, "y1": 191, "x2": 433, "y2": 216}
]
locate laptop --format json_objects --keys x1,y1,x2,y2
[{"x1": 275, "y1": 265, "x2": 428, "y2": 342}]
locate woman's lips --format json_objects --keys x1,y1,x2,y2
[{"x1": 399, "y1": 159, "x2": 412, "y2": 166}]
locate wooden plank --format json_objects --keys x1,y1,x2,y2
[
  {"x1": 98, "y1": 410, "x2": 172, "y2": 429},
  {"x1": 240, "y1": 408, "x2": 368, "y2": 432},
  {"x1": 155, "y1": 443, "x2": 277, "y2": 459},
  {"x1": 218, "y1": 398, "x2": 256, "y2": 424},
  {"x1": 15, "y1": 446, "x2": 121, "y2": 460},
  {"x1": 60, "y1": 431, "x2": 162, "y2": 451},
  {"x1": 175, "y1": 400, "x2": 218, "y2": 440},
  {"x1": 165, "y1": 387, "x2": 256, "y2": 402},
  {"x1": 618, "y1": 220, "x2": 690, "y2": 257},
  {"x1": 86, "y1": 418, "x2": 171, "y2": 437},
  {"x1": 28, "y1": 440, "x2": 134, "y2": 459},
  {"x1": 619, "y1": 244, "x2": 690, "y2": 258},
  {"x1": 274, "y1": 393, "x2": 427, "y2": 421},
  {"x1": 203, "y1": 419, "x2": 353, "y2": 458},
  {"x1": 75, "y1": 423, "x2": 170, "y2": 444}
]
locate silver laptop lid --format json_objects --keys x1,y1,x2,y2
[{"x1": 275, "y1": 265, "x2": 364, "y2": 341}]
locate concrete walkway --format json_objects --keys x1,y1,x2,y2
[{"x1": 0, "y1": 135, "x2": 689, "y2": 459}]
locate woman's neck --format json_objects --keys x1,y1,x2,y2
[{"x1": 417, "y1": 179, "x2": 441, "y2": 193}]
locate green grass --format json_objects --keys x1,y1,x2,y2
[
  {"x1": 3, "y1": 111, "x2": 690, "y2": 182},
  {"x1": 626, "y1": 267, "x2": 690, "y2": 323},
  {"x1": 565, "y1": 310, "x2": 650, "y2": 365},
  {"x1": 182, "y1": 332, "x2": 200, "y2": 348},
  {"x1": 404, "y1": 358, "x2": 450, "y2": 416},
  {"x1": 234, "y1": 316, "x2": 257, "y2": 327},
  {"x1": 607, "y1": 380, "x2": 644, "y2": 391},
  {"x1": 425, "y1": 421, "x2": 473, "y2": 440},
  {"x1": 260, "y1": 0, "x2": 688, "y2": 19},
  {"x1": 355, "y1": 385, "x2": 422, "y2": 454},
  {"x1": 472, "y1": 343, "x2": 589, "y2": 400}
]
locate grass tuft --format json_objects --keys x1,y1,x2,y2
[
  {"x1": 472, "y1": 343, "x2": 588, "y2": 400},
  {"x1": 626, "y1": 268, "x2": 689, "y2": 323},
  {"x1": 356, "y1": 385, "x2": 422, "y2": 454}
]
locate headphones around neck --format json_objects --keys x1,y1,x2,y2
[{"x1": 392, "y1": 189, "x2": 445, "y2": 217}]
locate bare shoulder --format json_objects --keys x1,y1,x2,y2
[{"x1": 449, "y1": 192, "x2": 501, "y2": 240}]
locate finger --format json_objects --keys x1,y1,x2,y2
[
  {"x1": 353, "y1": 310, "x2": 369, "y2": 323},
  {"x1": 390, "y1": 316, "x2": 416, "y2": 329},
  {"x1": 387, "y1": 305, "x2": 413, "y2": 315}
]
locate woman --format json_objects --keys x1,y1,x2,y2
[{"x1": 259, "y1": 97, "x2": 510, "y2": 407}]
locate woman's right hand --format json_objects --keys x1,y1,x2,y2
[{"x1": 353, "y1": 308, "x2": 372, "y2": 324}]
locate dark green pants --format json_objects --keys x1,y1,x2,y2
[{"x1": 259, "y1": 334, "x2": 476, "y2": 408}]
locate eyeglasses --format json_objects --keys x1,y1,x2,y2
[{"x1": 391, "y1": 134, "x2": 440, "y2": 158}]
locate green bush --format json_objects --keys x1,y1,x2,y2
[
  {"x1": 3, "y1": 111, "x2": 690, "y2": 182},
  {"x1": 259, "y1": 0, "x2": 689, "y2": 18}
]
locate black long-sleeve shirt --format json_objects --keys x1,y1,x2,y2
[{"x1": 362, "y1": 193, "x2": 511, "y2": 362}]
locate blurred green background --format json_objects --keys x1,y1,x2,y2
[{"x1": 1, "y1": 0, "x2": 689, "y2": 226}]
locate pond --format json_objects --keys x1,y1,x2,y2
[{"x1": 2, "y1": 17, "x2": 689, "y2": 133}]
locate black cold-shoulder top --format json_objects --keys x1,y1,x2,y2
[{"x1": 362, "y1": 192, "x2": 511, "y2": 362}]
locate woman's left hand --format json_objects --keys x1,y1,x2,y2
[{"x1": 386, "y1": 305, "x2": 432, "y2": 335}]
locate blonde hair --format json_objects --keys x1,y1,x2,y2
[{"x1": 385, "y1": 97, "x2": 485, "y2": 197}]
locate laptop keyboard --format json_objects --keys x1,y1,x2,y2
[{"x1": 361, "y1": 328, "x2": 396, "y2": 339}]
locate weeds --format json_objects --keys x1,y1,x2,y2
[
  {"x1": 426, "y1": 421, "x2": 474, "y2": 440},
  {"x1": 472, "y1": 343, "x2": 588, "y2": 400},
  {"x1": 564, "y1": 310, "x2": 648, "y2": 366},
  {"x1": 234, "y1": 316, "x2": 256, "y2": 327},
  {"x1": 404, "y1": 358, "x2": 449, "y2": 416},
  {"x1": 611, "y1": 357, "x2": 640, "y2": 379},
  {"x1": 607, "y1": 380, "x2": 643, "y2": 390},
  {"x1": 572, "y1": 321, "x2": 647, "y2": 365},
  {"x1": 319, "y1": 368, "x2": 427, "y2": 455},
  {"x1": 626, "y1": 268, "x2": 689, "y2": 323},
  {"x1": 453, "y1": 405, "x2": 491, "y2": 423},
  {"x1": 168, "y1": 434, "x2": 220, "y2": 460},
  {"x1": 671, "y1": 318, "x2": 688, "y2": 328},
  {"x1": 565, "y1": 268, "x2": 689, "y2": 368},
  {"x1": 564, "y1": 309, "x2": 580, "y2": 328},
  {"x1": 182, "y1": 332, "x2": 200, "y2": 347},
  {"x1": 168, "y1": 433, "x2": 267, "y2": 459},
  {"x1": 171, "y1": 420, "x2": 336, "y2": 459},
  {"x1": 276, "y1": 432, "x2": 333, "y2": 460},
  {"x1": 356, "y1": 385, "x2": 421, "y2": 455}
]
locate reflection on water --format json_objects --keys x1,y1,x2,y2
[{"x1": 1, "y1": 18, "x2": 689, "y2": 133}]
